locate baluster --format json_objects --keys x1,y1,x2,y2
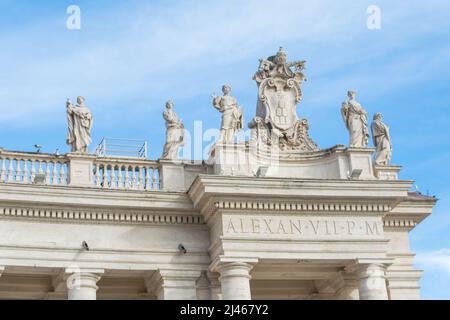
[
  {"x1": 30, "y1": 159, "x2": 36, "y2": 183},
  {"x1": 0, "y1": 157, "x2": 6, "y2": 182},
  {"x1": 125, "y1": 166, "x2": 130, "y2": 189},
  {"x1": 136, "y1": 166, "x2": 141, "y2": 189},
  {"x1": 94, "y1": 164, "x2": 100, "y2": 187},
  {"x1": 45, "y1": 161, "x2": 51, "y2": 184},
  {"x1": 7, "y1": 158, "x2": 14, "y2": 182},
  {"x1": 102, "y1": 165, "x2": 108, "y2": 188},
  {"x1": 136, "y1": 166, "x2": 142, "y2": 190},
  {"x1": 23, "y1": 159, "x2": 29, "y2": 184},
  {"x1": 14, "y1": 159, "x2": 21, "y2": 182},
  {"x1": 59, "y1": 162, "x2": 66, "y2": 185},
  {"x1": 111, "y1": 165, "x2": 117, "y2": 189},
  {"x1": 131, "y1": 166, "x2": 137, "y2": 189},
  {"x1": 37, "y1": 160, "x2": 43, "y2": 175},
  {"x1": 52, "y1": 161, "x2": 58, "y2": 185},
  {"x1": 117, "y1": 165, "x2": 123, "y2": 189},
  {"x1": 140, "y1": 166, "x2": 146, "y2": 190},
  {"x1": 152, "y1": 167, "x2": 158, "y2": 191},
  {"x1": 134, "y1": 166, "x2": 139, "y2": 189},
  {"x1": 145, "y1": 166, "x2": 151, "y2": 190}
]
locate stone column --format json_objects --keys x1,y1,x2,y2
[
  {"x1": 217, "y1": 262, "x2": 254, "y2": 300},
  {"x1": 356, "y1": 263, "x2": 388, "y2": 300},
  {"x1": 66, "y1": 269, "x2": 104, "y2": 300},
  {"x1": 146, "y1": 269, "x2": 201, "y2": 300}
]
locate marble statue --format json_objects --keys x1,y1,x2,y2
[
  {"x1": 341, "y1": 91, "x2": 369, "y2": 148},
  {"x1": 371, "y1": 112, "x2": 392, "y2": 165},
  {"x1": 162, "y1": 100, "x2": 184, "y2": 160},
  {"x1": 66, "y1": 96, "x2": 93, "y2": 153},
  {"x1": 212, "y1": 85, "x2": 244, "y2": 144},
  {"x1": 248, "y1": 47, "x2": 318, "y2": 152}
]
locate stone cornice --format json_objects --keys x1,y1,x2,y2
[
  {"x1": 214, "y1": 200, "x2": 392, "y2": 213},
  {"x1": 0, "y1": 206, "x2": 203, "y2": 226},
  {"x1": 0, "y1": 183, "x2": 202, "y2": 226},
  {"x1": 383, "y1": 195, "x2": 437, "y2": 229},
  {"x1": 383, "y1": 219, "x2": 418, "y2": 229},
  {"x1": 0, "y1": 183, "x2": 193, "y2": 212},
  {"x1": 190, "y1": 175, "x2": 413, "y2": 202},
  {"x1": 189, "y1": 175, "x2": 413, "y2": 218}
]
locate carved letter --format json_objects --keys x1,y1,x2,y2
[
  {"x1": 277, "y1": 221, "x2": 288, "y2": 234},
  {"x1": 366, "y1": 221, "x2": 380, "y2": 235},
  {"x1": 333, "y1": 220, "x2": 339, "y2": 235},
  {"x1": 325, "y1": 220, "x2": 332, "y2": 235},
  {"x1": 252, "y1": 219, "x2": 260, "y2": 233},
  {"x1": 290, "y1": 220, "x2": 302, "y2": 234},
  {"x1": 240, "y1": 218, "x2": 249, "y2": 234},
  {"x1": 226, "y1": 219, "x2": 237, "y2": 233},
  {"x1": 347, "y1": 220, "x2": 356, "y2": 235},
  {"x1": 263, "y1": 219, "x2": 273, "y2": 234},
  {"x1": 310, "y1": 220, "x2": 320, "y2": 235}
]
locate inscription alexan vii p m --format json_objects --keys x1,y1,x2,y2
[{"x1": 224, "y1": 216, "x2": 383, "y2": 239}]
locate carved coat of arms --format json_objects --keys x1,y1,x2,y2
[{"x1": 249, "y1": 48, "x2": 318, "y2": 152}]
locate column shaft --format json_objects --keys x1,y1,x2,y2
[
  {"x1": 217, "y1": 262, "x2": 253, "y2": 300},
  {"x1": 66, "y1": 271, "x2": 103, "y2": 300},
  {"x1": 147, "y1": 270, "x2": 201, "y2": 300},
  {"x1": 357, "y1": 263, "x2": 388, "y2": 300}
]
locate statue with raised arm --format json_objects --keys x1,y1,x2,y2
[
  {"x1": 212, "y1": 85, "x2": 244, "y2": 144},
  {"x1": 66, "y1": 96, "x2": 93, "y2": 153},
  {"x1": 161, "y1": 100, "x2": 184, "y2": 160},
  {"x1": 341, "y1": 90, "x2": 369, "y2": 148},
  {"x1": 371, "y1": 113, "x2": 392, "y2": 165}
]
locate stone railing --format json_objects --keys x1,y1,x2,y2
[
  {"x1": 0, "y1": 150, "x2": 68, "y2": 186},
  {"x1": 93, "y1": 157, "x2": 160, "y2": 191},
  {"x1": 0, "y1": 149, "x2": 162, "y2": 191}
]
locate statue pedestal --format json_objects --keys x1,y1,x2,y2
[
  {"x1": 345, "y1": 148, "x2": 376, "y2": 180},
  {"x1": 374, "y1": 165, "x2": 402, "y2": 180},
  {"x1": 207, "y1": 144, "x2": 380, "y2": 180},
  {"x1": 67, "y1": 153, "x2": 96, "y2": 187},
  {"x1": 208, "y1": 143, "x2": 250, "y2": 176},
  {"x1": 159, "y1": 160, "x2": 186, "y2": 192},
  {"x1": 160, "y1": 160, "x2": 208, "y2": 192}
]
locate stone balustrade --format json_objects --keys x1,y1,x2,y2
[
  {"x1": 93, "y1": 157, "x2": 160, "y2": 191},
  {"x1": 0, "y1": 150, "x2": 68, "y2": 186},
  {"x1": 0, "y1": 149, "x2": 161, "y2": 191}
]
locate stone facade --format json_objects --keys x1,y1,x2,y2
[
  {"x1": 0, "y1": 49, "x2": 436, "y2": 300},
  {"x1": 0, "y1": 146, "x2": 435, "y2": 300}
]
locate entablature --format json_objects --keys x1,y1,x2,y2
[{"x1": 189, "y1": 175, "x2": 413, "y2": 220}]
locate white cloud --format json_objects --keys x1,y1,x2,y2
[
  {"x1": 416, "y1": 249, "x2": 450, "y2": 277},
  {"x1": 0, "y1": 0, "x2": 449, "y2": 126}
]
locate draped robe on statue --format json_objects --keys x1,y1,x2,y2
[
  {"x1": 341, "y1": 100, "x2": 369, "y2": 148},
  {"x1": 371, "y1": 117, "x2": 392, "y2": 165},
  {"x1": 67, "y1": 102, "x2": 93, "y2": 153},
  {"x1": 162, "y1": 110, "x2": 184, "y2": 160}
]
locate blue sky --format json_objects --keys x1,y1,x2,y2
[{"x1": 0, "y1": 0, "x2": 449, "y2": 298}]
